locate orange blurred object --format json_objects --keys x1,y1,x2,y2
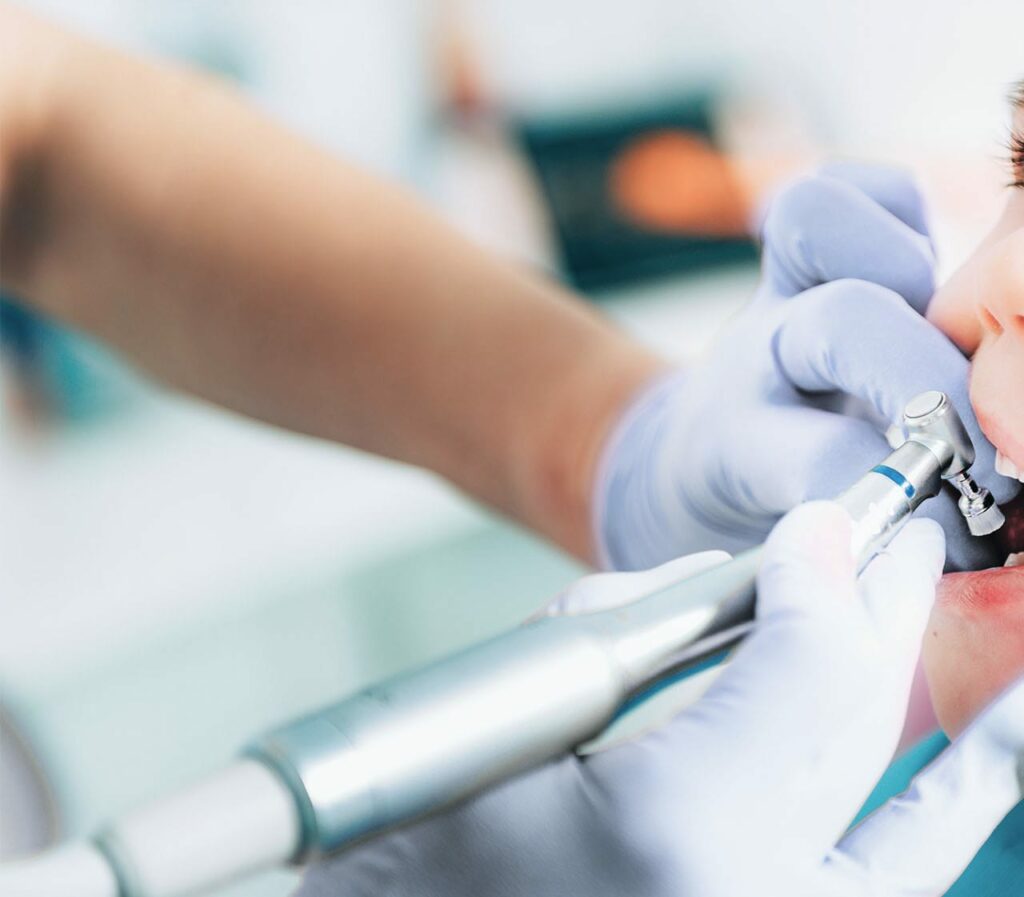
[{"x1": 610, "y1": 130, "x2": 752, "y2": 236}]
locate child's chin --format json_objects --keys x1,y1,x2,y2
[{"x1": 923, "y1": 564, "x2": 1024, "y2": 738}]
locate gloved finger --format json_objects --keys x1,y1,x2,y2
[
  {"x1": 753, "y1": 162, "x2": 931, "y2": 249},
  {"x1": 756, "y1": 517, "x2": 943, "y2": 851},
  {"x1": 816, "y1": 161, "x2": 931, "y2": 237},
  {"x1": 775, "y1": 279, "x2": 1020, "y2": 508},
  {"x1": 755, "y1": 501, "x2": 857, "y2": 618},
  {"x1": 856, "y1": 519, "x2": 946, "y2": 657},
  {"x1": 705, "y1": 404, "x2": 888, "y2": 529},
  {"x1": 683, "y1": 507, "x2": 936, "y2": 851},
  {"x1": 759, "y1": 175, "x2": 935, "y2": 310},
  {"x1": 606, "y1": 509, "x2": 939, "y2": 849},
  {"x1": 828, "y1": 676, "x2": 1024, "y2": 896},
  {"x1": 717, "y1": 404, "x2": 993, "y2": 571},
  {"x1": 708, "y1": 402, "x2": 993, "y2": 573},
  {"x1": 596, "y1": 505, "x2": 872, "y2": 815},
  {"x1": 540, "y1": 550, "x2": 732, "y2": 617}
]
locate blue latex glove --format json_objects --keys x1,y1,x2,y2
[
  {"x1": 596, "y1": 163, "x2": 1019, "y2": 572},
  {"x1": 296, "y1": 504, "x2": 1024, "y2": 897}
]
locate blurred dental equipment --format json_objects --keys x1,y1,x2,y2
[{"x1": 0, "y1": 389, "x2": 1003, "y2": 897}]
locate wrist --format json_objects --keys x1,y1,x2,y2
[
  {"x1": 591, "y1": 368, "x2": 691, "y2": 570},
  {"x1": 524, "y1": 342, "x2": 668, "y2": 565}
]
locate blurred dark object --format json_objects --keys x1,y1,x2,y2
[
  {"x1": 516, "y1": 95, "x2": 758, "y2": 291},
  {"x1": 1, "y1": 299, "x2": 54, "y2": 423},
  {"x1": 0, "y1": 296, "x2": 135, "y2": 427}
]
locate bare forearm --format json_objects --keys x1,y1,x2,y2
[{"x1": 0, "y1": 10, "x2": 663, "y2": 559}]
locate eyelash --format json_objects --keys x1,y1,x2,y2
[{"x1": 1010, "y1": 133, "x2": 1024, "y2": 188}]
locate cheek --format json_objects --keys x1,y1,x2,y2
[
  {"x1": 928, "y1": 210, "x2": 1024, "y2": 353},
  {"x1": 929, "y1": 264, "x2": 984, "y2": 354},
  {"x1": 929, "y1": 226, "x2": 1024, "y2": 464},
  {"x1": 970, "y1": 330, "x2": 1024, "y2": 465},
  {"x1": 981, "y1": 229, "x2": 1024, "y2": 327},
  {"x1": 922, "y1": 571, "x2": 1024, "y2": 738}
]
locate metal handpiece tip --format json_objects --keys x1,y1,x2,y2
[
  {"x1": 963, "y1": 501, "x2": 1006, "y2": 537},
  {"x1": 950, "y1": 471, "x2": 1005, "y2": 537}
]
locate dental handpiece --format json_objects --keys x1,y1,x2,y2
[{"x1": 90, "y1": 392, "x2": 1004, "y2": 896}]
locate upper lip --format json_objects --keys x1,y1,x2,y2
[
  {"x1": 974, "y1": 399, "x2": 1024, "y2": 475},
  {"x1": 996, "y1": 450, "x2": 1024, "y2": 483}
]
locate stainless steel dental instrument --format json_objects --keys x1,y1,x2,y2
[
  {"x1": 74, "y1": 390, "x2": 1004, "y2": 897},
  {"x1": 241, "y1": 390, "x2": 1003, "y2": 855},
  {"x1": 901, "y1": 391, "x2": 1005, "y2": 537}
]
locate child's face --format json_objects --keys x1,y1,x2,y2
[
  {"x1": 928, "y1": 99, "x2": 1024, "y2": 472},
  {"x1": 921, "y1": 86, "x2": 1024, "y2": 737}
]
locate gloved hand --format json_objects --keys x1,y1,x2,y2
[
  {"x1": 596, "y1": 163, "x2": 1020, "y2": 572},
  {"x1": 296, "y1": 503, "x2": 1024, "y2": 897}
]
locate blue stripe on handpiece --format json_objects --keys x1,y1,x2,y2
[{"x1": 872, "y1": 465, "x2": 916, "y2": 499}]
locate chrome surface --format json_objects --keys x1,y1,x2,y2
[{"x1": 250, "y1": 390, "x2": 993, "y2": 859}]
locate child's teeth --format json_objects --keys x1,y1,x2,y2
[
  {"x1": 1006, "y1": 552, "x2": 1024, "y2": 568},
  {"x1": 995, "y1": 450, "x2": 1024, "y2": 483}
]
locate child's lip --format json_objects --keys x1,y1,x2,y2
[
  {"x1": 937, "y1": 562, "x2": 1024, "y2": 615},
  {"x1": 925, "y1": 559, "x2": 1024, "y2": 739},
  {"x1": 973, "y1": 386, "x2": 1024, "y2": 477}
]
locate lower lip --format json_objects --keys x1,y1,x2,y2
[
  {"x1": 923, "y1": 498, "x2": 1024, "y2": 737},
  {"x1": 938, "y1": 563, "x2": 1024, "y2": 613}
]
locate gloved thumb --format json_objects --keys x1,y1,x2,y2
[
  {"x1": 857, "y1": 518, "x2": 945, "y2": 652},
  {"x1": 756, "y1": 501, "x2": 857, "y2": 621}
]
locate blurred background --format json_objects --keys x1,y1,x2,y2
[{"x1": 2, "y1": 2, "x2": 1024, "y2": 895}]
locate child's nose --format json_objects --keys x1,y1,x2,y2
[{"x1": 978, "y1": 230, "x2": 1024, "y2": 338}]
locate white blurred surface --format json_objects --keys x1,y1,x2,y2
[{"x1": 471, "y1": 0, "x2": 1024, "y2": 154}]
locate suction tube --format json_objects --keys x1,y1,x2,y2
[
  {"x1": 95, "y1": 761, "x2": 299, "y2": 897},
  {"x1": 0, "y1": 843, "x2": 119, "y2": 897}
]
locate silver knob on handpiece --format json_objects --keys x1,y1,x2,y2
[
  {"x1": 901, "y1": 390, "x2": 1005, "y2": 537},
  {"x1": 838, "y1": 390, "x2": 1004, "y2": 562}
]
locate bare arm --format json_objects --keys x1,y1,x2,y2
[{"x1": 0, "y1": 6, "x2": 664, "y2": 561}]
